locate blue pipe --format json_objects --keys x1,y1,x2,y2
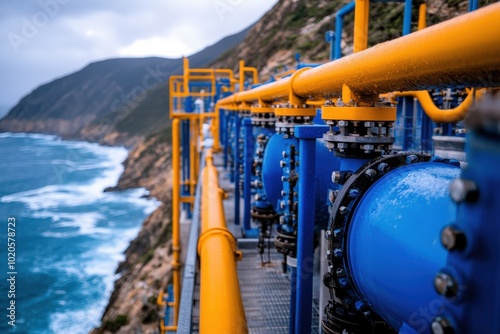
[
  {"x1": 334, "y1": 2, "x2": 355, "y2": 60},
  {"x1": 468, "y1": 0, "x2": 478, "y2": 11},
  {"x1": 326, "y1": 30, "x2": 335, "y2": 61},
  {"x1": 262, "y1": 133, "x2": 286, "y2": 208},
  {"x1": 223, "y1": 112, "x2": 231, "y2": 170},
  {"x1": 403, "y1": 0, "x2": 413, "y2": 36},
  {"x1": 348, "y1": 163, "x2": 460, "y2": 333},
  {"x1": 233, "y1": 114, "x2": 241, "y2": 225},
  {"x1": 295, "y1": 136, "x2": 317, "y2": 334},
  {"x1": 242, "y1": 118, "x2": 258, "y2": 237},
  {"x1": 181, "y1": 120, "x2": 191, "y2": 214}
]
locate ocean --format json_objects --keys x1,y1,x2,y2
[{"x1": 0, "y1": 133, "x2": 159, "y2": 333}]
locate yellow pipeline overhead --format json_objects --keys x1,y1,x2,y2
[
  {"x1": 218, "y1": 3, "x2": 500, "y2": 106},
  {"x1": 198, "y1": 150, "x2": 247, "y2": 334}
]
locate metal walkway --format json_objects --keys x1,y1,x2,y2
[{"x1": 183, "y1": 152, "x2": 319, "y2": 333}]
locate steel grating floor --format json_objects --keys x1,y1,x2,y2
[{"x1": 237, "y1": 243, "x2": 320, "y2": 334}]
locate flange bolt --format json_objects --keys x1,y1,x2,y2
[
  {"x1": 449, "y1": 178, "x2": 479, "y2": 203},
  {"x1": 441, "y1": 226, "x2": 467, "y2": 251},
  {"x1": 434, "y1": 272, "x2": 458, "y2": 299},
  {"x1": 431, "y1": 317, "x2": 455, "y2": 334}
]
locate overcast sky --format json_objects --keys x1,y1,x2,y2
[{"x1": 0, "y1": 0, "x2": 278, "y2": 112}]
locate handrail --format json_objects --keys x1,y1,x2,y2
[
  {"x1": 216, "y1": 4, "x2": 500, "y2": 106},
  {"x1": 197, "y1": 150, "x2": 248, "y2": 333},
  {"x1": 177, "y1": 151, "x2": 205, "y2": 334}
]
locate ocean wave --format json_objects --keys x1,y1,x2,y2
[
  {"x1": 0, "y1": 132, "x2": 58, "y2": 140},
  {"x1": 47, "y1": 228, "x2": 139, "y2": 334},
  {"x1": 50, "y1": 307, "x2": 103, "y2": 334},
  {"x1": 35, "y1": 212, "x2": 113, "y2": 236}
]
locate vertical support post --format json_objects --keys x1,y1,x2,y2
[
  {"x1": 190, "y1": 119, "x2": 196, "y2": 204},
  {"x1": 234, "y1": 113, "x2": 241, "y2": 225},
  {"x1": 213, "y1": 105, "x2": 221, "y2": 152},
  {"x1": 469, "y1": 0, "x2": 478, "y2": 12},
  {"x1": 418, "y1": 3, "x2": 427, "y2": 30},
  {"x1": 182, "y1": 120, "x2": 191, "y2": 214},
  {"x1": 239, "y1": 60, "x2": 245, "y2": 92},
  {"x1": 243, "y1": 118, "x2": 258, "y2": 237},
  {"x1": 420, "y1": 106, "x2": 434, "y2": 153},
  {"x1": 295, "y1": 137, "x2": 317, "y2": 334},
  {"x1": 353, "y1": 0, "x2": 369, "y2": 53},
  {"x1": 224, "y1": 111, "x2": 230, "y2": 170},
  {"x1": 403, "y1": 0, "x2": 413, "y2": 36},
  {"x1": 171, "y1": 118, "x2": 181, "y2": 328},
  {"x1": 334, "y1": 2, "x2": 356, "y2": 60},
  {"x1": 183, "y1": 57, "x2": 189, "y2": 96}
]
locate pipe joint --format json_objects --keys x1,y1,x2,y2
[{"x1": 197, "y1": 227, "x2": 239, "y2": 257}]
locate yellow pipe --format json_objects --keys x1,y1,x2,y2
[
  {"x1": 171, "y1": 119, "x2": 181, "y2": 328},
  {"x1": 354, "y1": 0, "x2": 370, "y2": 53},
  {"x1": 217, "y1": 4, "x2": 500, "y2": 106},
  {"x1": 239, "y1": 60, "x2": 245, "y2": 92},
  {"x1": 198, "y1": 150, "x2": 247, "y2": 334},
  {"x1": 169, "y1": 77, "x2": 174, "y2": 117},
  {"x1": 418, "y1": 3, "x2": 427, "y2": 30},
  {"x1": 213, "y1": 104, "x2": 221, "y2": 152},
  {"x1": 190, "y1": 119, "x2": 196, "y2": 201},
  {"x1": 239, "y1": 60, "x2": 259, "y2": 92},
  {"x1": 276, "y1": 68, "x2": 296, "y2": 80},
  {"x1": 244, "y1": 66, "x2": 259, "y2": 84},
  {"x1": 183, "y1": 57, "x2": 189, "y2": 97},
  {"x1": 396, "y1": 89, "x2": 484, "y2": 123}
]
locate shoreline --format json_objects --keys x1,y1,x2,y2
[{"x1": 0, "y1": 130, "x2": 173, "y2": 333}]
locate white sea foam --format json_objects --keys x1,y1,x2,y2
[
  {"x1": 0, "y1": 132, "x2": 58, "y2": 140},
  {"x1": 1, "y1": 146, "x2": 126, "y2": 210},
  {"x1": 55, "y1": 227, "x2": 139, "y2": 334},
  {"x1": 50, "y1": 307, "x2": 103, "y2": 334},
  {"x1": 35, "y1": 212, "x2": 113, "y2": 236}
]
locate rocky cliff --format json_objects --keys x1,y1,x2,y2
[
  {"x1": 211, "y1": 0, "x2": 493, "y2": 80},
  {"x1": 91, "y1": 130, "x2": 174, "y2": 334}
]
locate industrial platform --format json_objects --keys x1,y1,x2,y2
[{"x1": 181, "y1": 152, "x2": 320, "y2": 334}]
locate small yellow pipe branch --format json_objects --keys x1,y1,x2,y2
[{"x1": 396, "y1": 89, "x2": 484, "y2": 123}]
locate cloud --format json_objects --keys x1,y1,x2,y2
[{"x1": 0, "y1": 0, "x2": 278, "y2": 108}]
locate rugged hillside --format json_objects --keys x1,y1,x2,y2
[
  {"x1": 211, "y1": 0, "x2": 495, "y2": 80},
  {"x1": 0, "y1": 57, "x2": 174, "y2": 141},
  {"x1": 0, "y1": 26, "x2": 251, "y2": 146}
]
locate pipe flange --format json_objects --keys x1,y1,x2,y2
[
  {"x1": 324, "y1": 153, "x2": 439, "y2": 332},
  {"x1": 275, "y1": 115, "x2": 313, "y2": 136},
  {"x1": 274, "y1": 227, "x2": 297, "y2": 257},
  {"x1": 323, "y1": 120, "x2": 394, "y2": 157},
  {"x1": 251, "y1": 202, "x2": 279, "y2": 223},
  {"x1": 252, "y1": 112, "x2": 277, "y2": 128},
  {"x1": 238, "y1": 109, "x2": 251, "y2": 117}
]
